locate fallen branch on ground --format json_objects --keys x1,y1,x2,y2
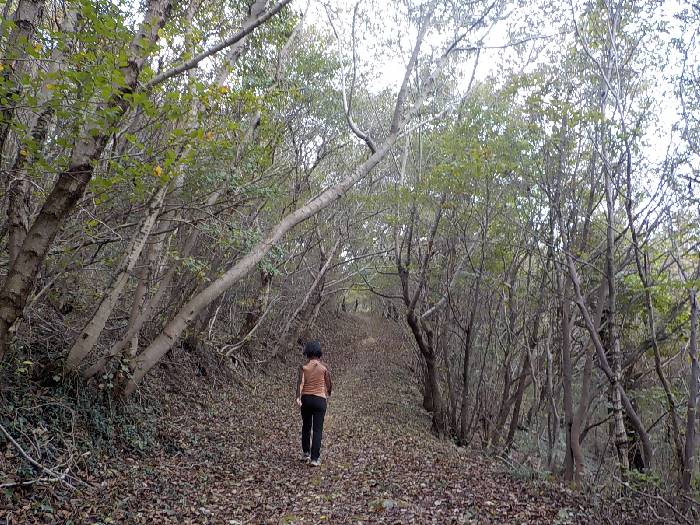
[
  {"x1": 0, "y1": 422, "x2": 89, "y2": 491},
  {"x1": 612, "y1": 475, "x2": 693, "y2": 525}
]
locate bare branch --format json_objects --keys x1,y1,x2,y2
[{"x1": 145, "y1": 0, "x2": 293, "y2": 89}]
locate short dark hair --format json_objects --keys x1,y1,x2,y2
[{"x1": 304, "y1": 340, "x2": 322, "y2": 359}]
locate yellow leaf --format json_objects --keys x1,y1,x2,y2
[
  {"x1": 153, "y1": 165, "x2": 162, "y2": 177},
  {"x1": 0, "y1": 64, "x2": 4, "y2": 72},
  {"x1": 19, "y1": 149, "x2": 28, "y2": 157}
]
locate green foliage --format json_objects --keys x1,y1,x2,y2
[
  {"x1": 259, "y1": 245, "x2": 286, "y2": 276},
  {"x1": 625, "y1": 469, "x2": 663, "y2": 492},
  {"x1": 496, "y1": 459, "x2": 552, "y2": 485},
  {"x1": 169, "y1": 250, "x2": 210, "y2": 281}
]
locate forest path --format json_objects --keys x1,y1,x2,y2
[{"x1": 32, "y1": 314, "x2": 583, "y2": 524}]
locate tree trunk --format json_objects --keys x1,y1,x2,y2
[
  {"x1": 544, "y1": 336, "x2": 559, "y2": 470},
  {"x1": 422, "y1": 363, "x2": 435, "y2": 412},
  {"x1": 491, "y1": 354, "x2": 513, "y2": 449},
  {"x1": 405, "y1": 310, "x2": 445, "y2": 434},
  {"x1": 458, "y1": 321, "x2": 472, "y2": 444},
  {"x1": 425, "y1": 351, "x2": 444, "y2": 435},
  {"x1": 560, "y1": 283, "x2": 577, "y2": 482},
  {"x1": 492, "y1": 272, "x2": 520, "y2": 449},
  {"x1": 565, "y1": 253, "x2": 653, "y2": 469},
  {"x1": 458, "y1": 261, "x2": 485, "y2": 443},
  {"x1": 123, "y1": 226, "x2": 167, "y2": 358},
  {"x1": 0, "y1": 0, "x2": 44, "y2": 170},
  {"x1": 5, "y1": 6, "x2": 78, "y2": 266},
  {"x1": 235, "y1": 270, "x2": 273, "y2": 355},
  {"x1": 681, "y1": 288, "x2": 699, "y2": 492},
  {"x1": 570, "y1": 281, "x2": 606, "y2": 481},
  {"x1": 65, "y1": 183, "x2": 168, "y2": 370},
  {"x1": 442, "y1": 334, "x2": 458, "y2": 432},
  {"x1": 505, "y1": 352, "x2": 530, "y2": 450},
  {"x1": 604, "y1": 167, "x2": 630, "y2": 476}
]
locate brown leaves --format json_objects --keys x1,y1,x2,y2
[{"x1": 3, "y1": 314, "x2": 608, "y2": 523}]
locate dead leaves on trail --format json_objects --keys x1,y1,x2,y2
[{"x1": 5, "y1": 314, "x2": 590, "y2": 524}]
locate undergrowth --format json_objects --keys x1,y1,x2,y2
[{"x1": 0, "y1": 347, "x2": 164, "y2": 501}]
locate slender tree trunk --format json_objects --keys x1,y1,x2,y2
[
  {"x1": 235, "y1": 270, "x2": 273, "y2": 355},
  {"x1": 604, "y1": 167, "x2": 630, "y2": 476},
  {"x1": 458, "y1": 321, "x2": 472, "y2": 444},
  {"x1": 442, "y1": 334, "x2": 458, "y2": 432},
  {"x1": 610, "y1": 341, "x2": 630, "y2": 474},
  {"x1": 681, "y1": 288, "x2": 699, "y2": 492},
  {"x1": 3, "y1": 0, "x2": 44, "y2": 264},
  {"x1": 570, "y1": 281, "x2": 606, "y2": 481},
  {"x1": 505, "y1": 352, "x2": 530, "y2": 450},
  {"x1": 492, "y1": 354, "x2": 513, "y2": 449},
  {"x1": 126, "y1": 262, "x2": 148, "y2": 357},
  {"x1": 560, "y1": 278, "x2": 576, "y2": 481},
  {"x1": 122, "y1": 224, "x2": 169, "y2": 358},
  {"x1": 544, "y1": 336, "x2": 559, "y2": 470},
  {"x1": 65, "y1": 183, "x2": 169, "y2": 370},
  {"x1": 458, "y1": 248, "x2": 486, "y2": 443},
  {"x1": 307, "y1": 295, "x2": 326, "y2": 336},
  {"x1": 5, "y1": 6, "x2": 78, "y2": 266},
  {"x1": 0, "y1": 0, "x2": 44, "y2": 169},
  {"x1": 422, "y1": 363, "x2": 434, "y2": 412},
  {"x1": 493, "y1": 271, "x2": 520, "y2": 449},
  {"x1": 424, "y1": 350, "x2": 444, "y2": 434},
  {"x1": 565, "y1": 253, "x2": 653, "y2": 469},
  {"x1": 406, "y1": 310, "x2": 444, "y2": 434}
]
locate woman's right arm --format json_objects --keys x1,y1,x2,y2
[
  {"x1": 295, "y1": 366, "x2": 304, "y2": 405},
  {"x1": 324, "y1": 368, "x2": 332, "y2": 398}
]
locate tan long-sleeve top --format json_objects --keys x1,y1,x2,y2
[{"x1": 296, "y1": 359, "x2": 332, "y2": 399}]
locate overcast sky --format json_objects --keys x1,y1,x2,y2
[{"x1": 297, "y1": 0, "x2": 692, "y2": 171}]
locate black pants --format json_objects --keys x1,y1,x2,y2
[{"x1": 300, "y1": 394, "x2": 327, "y2": 460}]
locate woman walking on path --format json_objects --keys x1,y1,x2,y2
[{"x1": 295, "y1": 341, "x2": 332, "y2": 466}]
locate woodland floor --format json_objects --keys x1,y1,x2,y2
[{"x1": 2, "y1": 313, "x2": 676, "y2": 524}]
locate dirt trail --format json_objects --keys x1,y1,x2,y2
[
  {"x1": 229, "y1": 313, "x2": 581, "y2": 524},
  {"x1": 11, "y1": 314, "x2": 585, "y2": 524}
]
